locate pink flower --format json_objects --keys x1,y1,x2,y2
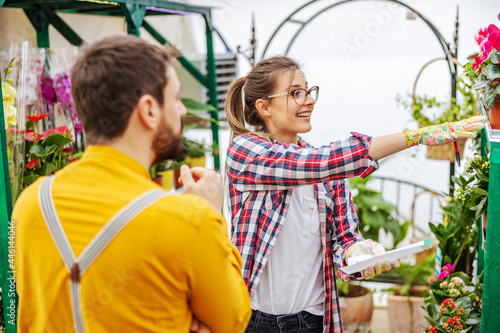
[
  {"x1": 55, "y1": 126, "x2": 73, "y2": 139},
  {"x1": 476, "y1": 28, "x2": 489, "y2": 46},
  {"x1": 24, "y1": 133, "x2": 43, "y2": 142},
  {"x1": 443, "y1": 264, "x2": 455, "y2": 272},
  {"x1": 42, "y1": 128, "x2": 56, "y2": 139}
]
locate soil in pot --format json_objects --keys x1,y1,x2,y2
[{"x1": 339, "y1": 285, "x2": 373, "y2": 333}]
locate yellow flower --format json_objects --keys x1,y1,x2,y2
[
  {"x1": 2, "y1": 82, "x2": 16, "y2": 104},
  {"x1": 3, "y1": 102, "x2": 17, "y2": 129}
]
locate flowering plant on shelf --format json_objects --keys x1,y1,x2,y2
[
  {"x1": 424, "y1": 264, "x2": 483, "y2": 333},
  {"x1": 8, "y1": 111, "x2": 76, "y2": 203},
  {"x1": 464, "y1": 15, "x2": 500, "y2": 110}
]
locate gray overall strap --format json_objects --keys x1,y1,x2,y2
[{"x1": 39, "y1": 175, "x2": 168, "y2": 333}]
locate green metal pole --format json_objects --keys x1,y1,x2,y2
[
  {"x1": 0, "y1": 71, "x2": 16, "y2": 333},
  {"x1": 203, "y1": 12, "x2": 220, "y2": 170},
  {"x1": 142, "y1": 20, "x2": 209, "y2": 88},
  {"x1": 121, "y1": 2, "x2": 146, "y2": 37},
  {"x1": 481, "y1": 139, "x2": 500, "y2": 332},
  {"x1": 477, "y1": 129, "x2": 488, "y2": 274}
]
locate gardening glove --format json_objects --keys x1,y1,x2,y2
[
  {"x1": 345, "y1": 239, "x2": 399, "y2": 280},
  {"x1": 403, "y1": 115, "x2": 487, "y2": 148}
]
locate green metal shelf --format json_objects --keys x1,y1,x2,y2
[
  {"x1": 479, "y1": 102, "x2": 500, "y2": 333},
  {"x1": 0, "y1": 1, "x2": 224, "y2": 331}
]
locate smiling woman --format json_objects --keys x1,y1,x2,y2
[{"x1": 223, "y1": 55, "x2": 486, "y2": 333}]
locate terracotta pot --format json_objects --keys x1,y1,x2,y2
[
  {"x1": 339, "y1": 286, "x2": 373, "y2": 332},
  {"x1": 387, "y1": 285, "x2": 429, "y2": 333},
  {"x1": 174, "y1": 169, "x2": 182, "y2": 190},
  {"x1": 490, "y1": 99, "x2": 500, "y2": 129}
]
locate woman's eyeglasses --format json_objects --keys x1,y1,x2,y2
[{"x1": 265, "y1": 86, "x2": 319, "y2": 105}]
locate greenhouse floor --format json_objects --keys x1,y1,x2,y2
[{"x1": 371, "y1": 307, "x2": 390, "y2": 333}]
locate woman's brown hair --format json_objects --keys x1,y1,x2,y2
[{"x1": 225, "y1": 56, "x2": 301, "y2": 139}]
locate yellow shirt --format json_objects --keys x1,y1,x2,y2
[{"x1": 13, "y1": 145, "x2": 251, "y2": 332}]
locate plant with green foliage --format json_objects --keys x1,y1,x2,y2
[
  {"x1": 349, "y1": 176, "x2": 409, "y2": 249},
  {"x1": 397, "y1": 77, "x2": 478, "y2": 127},
  {"x1": 389, "y1": 254, "x2": 435, "y2": 297},
  {"x1": 430, "y1": 176, "x2": 479, "y2": 278},
  {"x1": 424, "y1": 265, "x2": 483, "y2": 333},
  {"x1": 463, "y1": 155, "x2": 490, "y2": 222},
  {"x1": 182, "y1": 137, "x2": 208, "y2": 158}
]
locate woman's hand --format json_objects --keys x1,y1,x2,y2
[{"x1": 345, "y1": 239, "x2": 399, "y2": 280}]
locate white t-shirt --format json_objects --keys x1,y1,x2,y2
[{"x1": 252, "y1": 184, "x2": 324, "y2": 316}]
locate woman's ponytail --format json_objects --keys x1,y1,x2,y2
[{"x1": 225, "y1": 77, "x2": 249, "y2": 139}]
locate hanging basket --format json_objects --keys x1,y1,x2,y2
[
  {"x1": 413, "y1": 57, "x2": 469, "y2": 162},
  {"x1": 425, "y1": 138, "x2": 467, "y2": 162}
]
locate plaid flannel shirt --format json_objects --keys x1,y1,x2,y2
[{"x1": 226, "y1": 132, "x2": 379, "y2": 333}]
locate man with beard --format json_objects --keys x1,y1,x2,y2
[{"x1": 12, "y1": 36, "x2": 251, "y2": 333}]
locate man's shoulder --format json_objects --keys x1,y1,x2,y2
[{"x1": 153, "y1": 193, "x2": 220, "y2": 224}]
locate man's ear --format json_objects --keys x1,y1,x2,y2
[
  {"x1": 136, "y1": 94, "x2": 159, "y2": 130},
  {"x1": 255, "y1": 98, "x2": 271, "y2": 119}
]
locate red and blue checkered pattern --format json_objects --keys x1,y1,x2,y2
[{"x1": 226, "y1": 132, "x2": 379, "y2": 332}]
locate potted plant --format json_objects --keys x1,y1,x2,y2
[
  {"x1": 182, "y1": 137, "x2": 209, "y2": 168},
  {"x1": 397, "y1": 76, "x2": 478, "y2": 161},
  {"x1": 464, "y1": 18, "x2": 500, "y2": 129},
  {"x1": 386, "y1": 254, "x2": 435, "y2": 333},
  {"x1": 349, "y1": 176, "x2": 410, "y2": 249},
  {"x1": 336, "y1": 276, "x2": 373, "y2": 332},
  {"x1": 155, "y1": 160, "x2": 175, "y2": 191},
  {"x1": 423, "y1": 265, "x2": 483, "y2": 333}
]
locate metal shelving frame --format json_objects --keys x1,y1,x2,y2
[
  {"x1": 0, "y1": 1, "x2": 222, "y2": 331},
  {"x1": 479, "y1": 102, "x2": 500, "y2": 332}
]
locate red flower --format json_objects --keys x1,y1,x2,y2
[
  {"x1": 456, "y1": 324, "x2": 463, "y2": 329},
  {"x1": 62, "y1": 147, "x2": 74, "y2": 153},
  {"x1": 26, "y1": 114, "x2": 49, "y2": 123},
  {"x1": 24, "y1": 133, "x2": 43, "y2": 142},
  {"x1": 55, "y1": 126, "x2": 73, "y2": 139},
  {"x1": 42, "y1": 128, "x2": 56, "y2": 139},
  {"x1": 429, "y1": 327, "x2": 436, "y2": 333},
  {"x1": 26, "y1": 159, "x2": 41, "y2": 169},
  {"x1": 440, "y1": 308, "x2": 445, "y2": 312},
  {"x1": 67, "y1": 156, "x2": 78, "y2": 163}
]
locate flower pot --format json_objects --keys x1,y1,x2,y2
[
  {"x1": 185, "y1": 156, "x2": 206, "y2": 168},
  {"x1": 339, "y1": 285, "x2": 373, "y2": 332},
  {"x1": 489, "y1": 98, "x2": 500, "y2": 129},
  {"x1": 157, "y1": 170, "x2": 174, "y2": 192},
  {"x1": 387, "y1": 285, "x2": 428, "y2": 333}
]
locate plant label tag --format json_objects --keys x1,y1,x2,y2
[{"x1": 340, "y1": 239, "x2": 432, "y2": 275}]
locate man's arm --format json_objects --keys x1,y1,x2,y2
[{"x1": 188, "y1": 207, "x2": 251, "y2": 333}]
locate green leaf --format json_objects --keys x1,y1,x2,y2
[
  {"x1": 43, "y1": 133, "x2": 72, "y2": 147},
  {"x1": 29, "y1": 144, "x2": 45, "y2": 157},
  {"x1": 470, "y1": 187, "x2": 488, "y2": 197},
  {"x1": 489, "y1": 49, "x2": 500, "y2": 66},
  {"x1": 483, "y1": 63, "x2": 500, "y2": 81},
  {"x1": 360, "y1": 210, "x2": 385, "y2": 229},
  {"x1": 483, "y1": 85, "x2": 500, "y2": 110},
  {"x1": 44, "y1": 144, "x2": 58, "y2": 156},
  {"x1": 181, "y1": 98, "x2": 218, "y2": 112},
  {"x1": 424, "y1": 316, "x2": 439, "y2": 327},
  {"x1": 23, "y1": 174, "x2": 40, "y2": 187}
]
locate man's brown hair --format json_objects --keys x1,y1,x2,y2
[{"x1": 71, "y1": 35, "x2": 172, "y2": 144}]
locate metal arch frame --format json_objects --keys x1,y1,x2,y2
[
  {"x1": 261, "y1": 0, "x2": 457, "y2": 79},
  {"x1": 262, "y1": 0, "x2": 461, "y2": 195}
]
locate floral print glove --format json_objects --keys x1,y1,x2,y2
[
  {"x1": 403, "y1": 116, "x2": 487, "y2": 148},
  {"x1": 345, "y1": 239, "x2": 399, "y2": 280}
]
